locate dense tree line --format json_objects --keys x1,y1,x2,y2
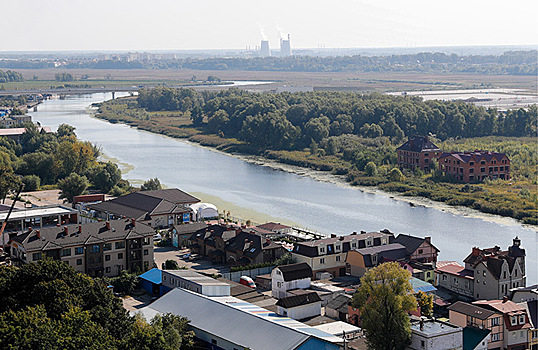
[
  {"x1": 0, "y1": 123, "x2": 130, "y2": 201},
  {"x1": 0, "y1": 69, "x2": 24, "y2": 83},
  {"x1": 137, "y1": 87, "x2": 537, "y2": 153},
  {"x1": 2, "y1": 51, "x2": 536, "y2": 75},
  {"x1": 0, "y1": 260, "x2": 194, "y2": 349}
]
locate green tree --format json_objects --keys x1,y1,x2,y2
[
  {"x1": 0, "y1": 170, "x2": 21, "y2": 203},
  {"x1": 58, "y1": 173, "x2": 89, "y2": 203},
  {"x1": 57, "y1": 124, "x2": 76, "y2": 138},
  {"x1": 365, "y1": 162, "x2": 378, "y2": 176},
  {"x1": 163, "y1": 260, "x2": 180, "y2": 270},
  {"x1": 141, "y1": 178, "x2": 162, "y2": 191},
  {"x1": 150, "y1": 313, "x2": 195, "y2": 350},
  {"x1": 22, "y1": 175, "x2": 40, "y2": 191},
  {"x1": 389, "y1": 168, "x2": 405, "y2": 182},
  {"x1": 415, "y1": 291, "x2": 433, "y2": 318},
  {"x1": 87, "y1": 162, "x2": 122, "y2": 193},
  {"x1": 109, "y1": 270, "x2": 138, "y2": 294},
  {"x1": 352, "y1": 262, "x2": 416, "y2": 350}
]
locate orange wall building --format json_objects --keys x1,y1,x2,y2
[{"x1": 438, "y1": 151, "x2": 510, "y2": 183}]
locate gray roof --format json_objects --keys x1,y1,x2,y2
[
  {"x1": 326, "y1": 294, "x2": 352, "y2": 314},
  {"x1": 393, "y1": 234, "x2": 439, "y2": 254},
  {"x1": 137, "y1": 288, "x2": 339, "y2": 350}
]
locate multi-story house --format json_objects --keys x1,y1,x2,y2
[
  {"x1": 271, "y1": 262, "x2": 313, "y2": 299},
  {"x1": 435, "y1": 261, "x2": 475, "y2": 299},
  {"x1": 437, "y1": 151, "x2": 510, "y2": 182},
  {"x1": 464, "y1": 237, "x2": 526, "y2": 300},
  {"x1": 393, "y1": 234, "x2": 439, "y2": 263},
  {"x1": 448, "y1": 301, "x2": 504, "y2": 349},
  {"x1": 89, "y1": 188, "x2": 200, "y2": 228},
  {"x1": 346, "y1": 243, "x2": 407, "y2": 277},
  {"x1": 225, "y1": 230, "x2": 287, "y2": 266},
  {"x1": 519, "y1": 300, "x2": 537, "y2": 350},
  {"x1": 9, "y1": 219, "x2": 155, "y2": 277},
  {"x1": 291, "y1": 230, "x2": 394, "y2": 279},
  {"x1": 397, "y1": 135, "x2": 442, "y2": 172},
  {"x1": 474, "y1": 299, "x2": 531, "y2": 350}
]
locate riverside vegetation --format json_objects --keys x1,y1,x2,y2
[{"x1": 94, "y1": 88, "x2": 538, "y2": 224}]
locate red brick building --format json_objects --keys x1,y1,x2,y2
[
  {"x1": 397, "y1": 135, "x2": 442, "y2": 172},
  {"x1": 438, "y1": 151, "x2": 510, "y2": 182}
]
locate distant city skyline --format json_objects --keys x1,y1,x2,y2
[{"x1": 2, "y1": 0, "x2": 536, "y2": 51}]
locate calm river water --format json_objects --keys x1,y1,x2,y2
[{"x1": 30, "y1": 93, "x2": 537, "y2": 284}]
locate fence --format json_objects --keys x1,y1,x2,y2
[{"x1": 220, "y1": 266, "x2": 274, "y2": 283}]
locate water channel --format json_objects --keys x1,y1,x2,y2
[{"x1": 29, "y1": 92, "x2": 537, "y2": 284}]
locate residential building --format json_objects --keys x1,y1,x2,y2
[
  {"x1": 190, "y1": 224, "x2": 240, "y2": 263},
  {"x1": 256, "y1": 222, "x2": 293, "y2": 235},
  {"x1": 474, "y1": 299, "x2": 531, "y2": 350},
  {"x1": 393, "y1": 234, "x2": 439, "y2": 263},
  {"x1": 0, "y1": 126, "x2": 52, "y2": 142},
  {"x1": 9, "y1": 219, "x2": 155, "y2": 277},
  {"x1": 162, "y1": 269, "x2": 230, "y2": 297},
  {"x1": 519, "y1": 300, "x2": 537, "y2": 350},
  {"x1": 464, "y1": 237, "x2": 526, "y2": 300},
  {"x1": 225, "y1": 230, "x2": 287, "y2": 265},
  {"x1": 346, "y1": 243, "x2": 407, "y2": 277},
  {"x1": 448, "y1": 301, "x2": 504, "y2": 350},
  {"x1": 137, "y1": 288, "x2": 342, "y2": 350},
  {"x1": 402, "y1": 260, "x2": 436, "y2": 284},
  {"x1": 312, "y1": 321, "x2": 362, "y2": 341},
  {"x1": 438, "y1": 151, "x2": 511, "y2": 182},
  {"x1": 0, "y1": 114, "x2": 32, "y2": 127},
  {"x1": 407, "y1": 319, "x2": 463, "y2": 350},
  {"x1": 89, "y1": 188, "x2": 200, "y2": 228},
  {"x1": 292, "y1": 230, "x2": 394, "y2": 278},
  {"x1": 510, "y1": 284, "x2": 538, "y2": 303},
  {"x1": 397, "y1": 135, "x2": 442, "y2": 172},
  {"x1": 272, "y1": 262, "x2": 313, "y2": 299},
  {"x1": 276, "y1": 291, "x2": 322, "y2": 320},
  {"x1": 436, "y1": 261, "x2": 475, "y2": 299}
]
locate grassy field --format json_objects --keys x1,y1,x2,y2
[
  {"x1": 95, "y1": 97, "x2": 538, "y2": 225},
  {"x1": 5, "y1": 68, "x2": 537, "y2": 93}
]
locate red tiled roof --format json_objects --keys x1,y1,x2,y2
[
  {"x1": 435, "y1": 261, "x2": 474, "y2": 279},
  {"x1": 438, "y1": 151, "x2": 508, "y2": 164}
]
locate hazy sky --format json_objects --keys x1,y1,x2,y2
[{"x1": 2, "y1": 0, "x2": 537, "y2": 51}]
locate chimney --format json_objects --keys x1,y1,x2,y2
[
  {"x1": 106, "y1": 221, "x2": 110, "y2": 230},
  {"x1": 131, "y1": 218, "x2": 136, "y2": 227},
  {"x1": 351, "y1": 232, "x2": 357, "y2": 235},
  {"x1": 78, "y1": 225, "x2": 82, "y2": 233},
  {"x1": 472, "y1": 247, "x2": 481, "y2": 256},
  {"x1": 419, "y1": 318, "x2": 424, "y2": 331},
  {"x1": 36, "y1": 230, "x2": 41, "y2": 239},
  {"x1": 56, "y1": 223, "x2": 60, "y2": 227},
  {"x1": 339, "y1": 236, "x2": 344, "y2": 241},
  {"x1": 502, "y1": 296, "x2": 509, "y2": 303},
  {"x1": 425, "y1": 237, "x2": 431, "y2": 243},
  {"x1": 360, "y1": 230, "x2": 366, "y2": 234},
  {"x1": 331, "y1": 234, "x2": 337, "y2": 238},
  {"x1": 63, "y1": 226, "x2": 68, "y2": 235}
]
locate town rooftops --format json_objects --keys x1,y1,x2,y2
[
  {"x1": 473, "y1": 299, "x2": 527, "y2": 315},
  {"x1": 410, "y1": 319, "x2": 461, "y2": 336},
  {"x1": 257, "y1": 222, "x2": 292, "y2": 231},
  {"x1": 325, "y1": 294, "x2": 352, "y2": 314},
  {"x1": 463, "y1": 327, "x2": 491, "y2": 350},
  {"x1": 0, "y1": 126, "x2": 52, "y2": 137},
  {"x1": 276, "y1": 262, "x2": 313, "y2": 281},
  {"x1": 463, "y1": 238, "x2": 525, "y2": 279},
  {"x1": 0, "y1": 205, "x2": 77, "y2": 222},
  {"x1": 136, "y1": 288, "x2": 342, "y2": 350},
  {"x1": 353, "y1": 243, "x2": 408, "y2": 267},
  {"x1": 276, "y1": 291, "x2": 321, "y2": 309},
  {"x1": 163, "y1": 269, "x2": 230, "y2": 287},
  {"x1": 10, "y1": 219, "x2": 154, "y2": 252},
  {"x1": 397, "y1": 135, "x2": 441, "y2": 152},
  {"x1": 435, "y1": 261, "x2": 474, "y2": 279},
  {"x1": 520, "y1": 300, "x2": 537, "y2": 329},
  {"x1": 437, "y1": 150, "x2": 508, "y2": 164},
  {"x1": 448, "y1": 301, "x2": 496, "y2": 320},
  {"x1": 393, "y1": 233, "x2": 439, "y2": 255}
]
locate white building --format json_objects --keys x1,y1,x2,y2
[
  {"x1": 407, "y1": 319, "x2": 463, "y2": 350},
  {"x1": 162, "y1": 269, "x2": 230, "y2": 297},
  {"x1": 276, "y1": 291, "x2": 322, "y2": 320},
  {"x1": 272, "y1": 262, "x2": 313, "y2": 299}
]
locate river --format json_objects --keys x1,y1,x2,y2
[{"x1": 29, "y1": 92, "x2": 537, "y2": 284}]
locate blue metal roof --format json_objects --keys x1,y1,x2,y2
[
  {"x1": 410, "y1": 277, "x2": 437, "y2": 293},
  {"x1": 139, "y1": 268, "x2": 162, "y2": 285}
]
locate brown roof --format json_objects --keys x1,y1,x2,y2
[
  {"x1": 257, "y1": 222, "x2": 291, "y2": 231},
  {"x1": 397, "y1": 135, "x2": 441, "y2": 153},
  {"x1": 276, "y1": 262, "x2": 313, "y2": 281},
  {"x1": 448, "y1": 301, "x2": 496, "y2": 320},
  {"x1": 435, "y1": 261, "x2": 474, "y2": 279},
  {"x1": 438, "y1": 151, "x2": 508, "y2": 164}
]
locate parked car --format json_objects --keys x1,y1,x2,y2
[
  {"x1": 188, "y1": 254, "x2": 202, "y2": 261},
  {"x1": 182, "y1": 253, "x2": 191, "y2": 260},
  {"x1": 239, "y1": 276, "x2": 256, "y2": 289}
]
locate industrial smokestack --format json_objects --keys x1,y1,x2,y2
[
  {"x1": 280, "y1": 34, "x2": 292, "y2": 56},
  {"x1": 260, "y1": 40, "x2": 271, "y2": 57}
]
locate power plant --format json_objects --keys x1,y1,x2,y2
[
  {"x1": 260, "y1": 40, "x2": 271, "y2": 57},
  {"x1": 280, "y1": 34, "x2": 292, "y2": 56}
]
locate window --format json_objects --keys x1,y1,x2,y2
[
  {"x1": 442, "y1": 275, "x2": 447, "y2": 281},
  {"x1": 61, "y1": 248, "x2": 71, "y2": 257},
  {"x1": 421, "y1": 340, "x2": 425, "y2": 348},
  {"x1": 276, "y1": 270, "x2": 281, "y2": 275},
  {"x1": 515, "y1": 269, "x2": 518, "y2": 277},
  {"x1": 76, "y1": 259, "x2": 82, "y2": 265},
  {"x1": 481, "y1": 161, "x2": 485, "y2": 165},
  {"x1": 483, "y1": 271, "x2": 486, "y2": 277},
  {"x1": 211, "y1": 339, "x2": 217, "y2": 345},
  {"x1": 118, "y1": 253, "x2": 123, "y2": 259},
  {"x1": 491, "y1": 317, "x2": 500, "y2": 326},
  {"x1": 481, "y1": 167, "x2": 486, "y2": 173},
  {"x1": 511, "y1": 316, "x2": 517, "y2": 326},
  {"x1": 143, "y1": 237, "x2": 150, "y2": 246},
  {"x1": 91, "y1": 245, "x2": 100, "y2": 253},
  {"x1": 115, "y1": 241, "x2": 125, "y2": 249},
  {"x1": 75, "y1": 247, "x2": 84, "y2": 255},
  {"x1": 418, "y1": 249, "x2": 423, "y2": 254},
  {"x1": 105, "y1": 267, "x2": 111, "y2": 273},
  {"x1": 144, "y1": 249, "x2": 148, "y2": 256},
  {"x1": 320, "y1": 258, "x2": 325, "y2": 264},
  {"x1": 336, "y1": 256, "x2": 341, "y2": 262},
  {"x1": 469, "y1": 168, "x2": 474, "y2": 173},
  {"x1": 470, "y1": 161, "x2": 474, "y2": 165},
  {"x1": 277, "y1": 282, "x2": 282, "y2": 288},
  {"x1": 351, "y1": 243, "x2": 356, "y2": 248},
  {"x1": 491, "y1": 332, "x2": 501, "y2": 342},
  {"x1": 103, "y1": 243, "x2": 112, "y2": 251},
  {"x1": 320, "y1": 247, "x2": 325, "y2": 253},
  {"x1": 105, "y1": 255, "x2": 110, "y2": 261},
  {"x1": 426, "y1": 272, "x2": 431, "y2": 278},
  {"x1": 144, "y1": 261, "x2": 149, "y2": 270},
  {"x1": 503, "y1": 271, "x2": 507, "y2": 279},
  {"x1": 32, "y1": 252, "x2": 42, "y2": 261},
  {"x1": 519, "y1": 315, "x2": 525, "y2": 324}
]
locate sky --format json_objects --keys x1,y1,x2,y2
[{"x1": 2, "y1": 0, "x2": 537, "y2": 51}]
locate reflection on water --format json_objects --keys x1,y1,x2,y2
[{"x1": 29, "y1": 93, "x2": 538, "y2": 283}]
